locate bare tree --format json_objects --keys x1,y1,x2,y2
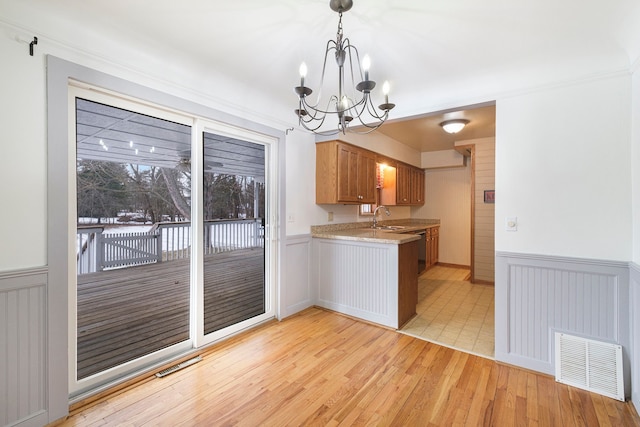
[{"x1": 161, "y1": 168, "x2": 191, "y2": 220}]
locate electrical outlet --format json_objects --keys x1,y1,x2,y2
[
  {"x1": 328, "y1": 212, "x2": 334, "y2": 222},
  {"x1": 287, "y1": 214, "x2": 294, "y2": 223}
]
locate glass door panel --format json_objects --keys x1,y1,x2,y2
[
  {"x1": 75, "y1": 97, "x2": 192, "y2": 381},
  {"x1": 202, "y1": 131, "x2": 266, "y2": 335}
]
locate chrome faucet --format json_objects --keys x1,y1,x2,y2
[{"x1": 372, "y1": 205, "x2": 391, "y2": 228}]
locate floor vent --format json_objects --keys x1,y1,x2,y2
[
  {"x1": 155, "y1": 356, "x2": 202, "y2": 378},
  {"x1": 555, "y1": 333, "x2": 624, "y2": 401}
]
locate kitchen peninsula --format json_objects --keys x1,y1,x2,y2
[{"x1": 311, "y1": 220, "x2": 440, "y2": 329}]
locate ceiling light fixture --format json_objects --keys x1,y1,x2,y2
[
  {"x1": 439, "y1": 119, "x2": 469, "y2": 134},
  {"x1": 294, "y1": 0, "x2": 395, "y2": 135}
]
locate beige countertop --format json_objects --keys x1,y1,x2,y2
[{"x1": 311, "y1": 220, "x2": 439, "y2": 245}]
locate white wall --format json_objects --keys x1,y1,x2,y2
[
  {"x1": 0, "y1": 27, "x2": 47, "y2": 271},
  {"x1": 633, "y1": 66, "x2": 640, "y2": 264},
  {"x1": 413, "y1": 165, "x2": 471, "y2": 266},
  {"x1": 495, "y1": 74, "x2": 632, "y2": 261},
  {"x1": 631, "y1": 63, "x2": 640, "y2": 414},
  {"x1": 284, "y1": 130, "x2": 317, "y2": 236},
  {"x1": 493, "y1": 73, "x2": 636, "y2": 406}
]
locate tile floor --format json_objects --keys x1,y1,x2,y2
[{"x1": 401, "y1": 265, "x2": 495, "y2": 358}]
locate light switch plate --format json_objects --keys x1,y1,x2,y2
[{"x1": 506, "y1": 216, "x2": 518, "y2": 231}]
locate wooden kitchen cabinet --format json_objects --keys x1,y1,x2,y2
[
  {"x1": 316, "y1": 140, "x2": 377, "y2": 204},
  {"x1": 411, "y1": 167, "x2": 425, "y2": 205},
  {"x1": 380, "y1": 161, "x2": 425, "y2": 207},
  {"x1": 395, "y1": 162, "x2": 425, "y2": 206},
  {"x1": 395, "y1": 163, "x2": 412, "y2": 205},
  {"x1": 426, "y1": 226, "x2": 440, "y2": 269},
  {"x1": 398, "y1": 239, "x2": 419, "y2": 327}
]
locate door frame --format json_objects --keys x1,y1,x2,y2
[
  {"x1": 47, "y1": 57, "x2": 285, "y2": 404},
  {"x1": 193, "y1": 119, "x2": 278, "y2": 348}
]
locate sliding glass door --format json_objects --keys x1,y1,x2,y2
[
  {"x1": 195, "y1": 123, "x2": 274, "y2": 346},
  {"x1": 70, "y1": 86, "x2": 276, "y2": 395}
]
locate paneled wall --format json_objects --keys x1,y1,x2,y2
[
  {"x1": 631, "y1": 264, "x2": 640, "y2": 411},
  {"x1": 473, "y1": 139, "x2": 495, "y2": 283},
  {"x1": 313, "y1": 239, "x2": 399, "y2": 328},
  {"x1": 0, "y1": 268, "x2": 48, "y2": 427},
  {"x1": 495, "y1": 252, "x2": 631, "y2": 396},
  {"x1": 280, "y1": 235, "x2": 313, "y2": 319}
]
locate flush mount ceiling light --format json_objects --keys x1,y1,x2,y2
[
  {"x1": 294, "y1": 0, "x2": 395, "y2": 135},
  {"x1": 439, "y1": 119, "x2": 469, "y2": 134}
]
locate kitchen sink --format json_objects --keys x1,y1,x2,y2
[{"x1": 371, "y1": 225, "x2": 406, "y2": 231}]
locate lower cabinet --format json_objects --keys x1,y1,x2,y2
[
  {"x1": 426, "y1": 226, "x2": 440, "y2": 269},
  {"x1": 398, "y1": 240, "x2": 418, "y2": 327}
]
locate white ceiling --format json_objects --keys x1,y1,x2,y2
[{"x1": 4, "y1": 0, "x2": 640, "y2": 151}]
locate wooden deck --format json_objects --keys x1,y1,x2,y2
[{"x1": 77, "y1": 248, "x2": 264, "y2": 379}]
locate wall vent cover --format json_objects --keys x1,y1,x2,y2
[{"x1": 555, "y1": 332, "x2": 624, "y2": 401}]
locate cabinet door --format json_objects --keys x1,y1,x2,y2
[
  {"x1": 396, "y1": 163, "x2": 411, "y2": 205},
  {"x1": 425, "y1": 228, "x2": 432, "y2": 268},
  {"x1": 336, "y1": 144, "x2": 359, "y2": 202},
  {"x1": 431, "y1": 227, "x2": 439, "y2": 265},
  {"x1": 358, "y1": 151, "x2": 377, "y2": 203},
  {"x1": 411, "y1": 167, "x2": 425, "y2": 205}
]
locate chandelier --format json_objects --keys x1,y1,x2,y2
[{"x1": 294, "y1": 0, "x2": 395, "y2": 135}]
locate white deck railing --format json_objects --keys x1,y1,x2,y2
[{"x1": 77, "y1": 219, "x2": 264, "y2": 274}]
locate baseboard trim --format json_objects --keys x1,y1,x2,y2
[
  {"x1": 472, "y1": 278, "x2": 494, "y2": 286},
  {"x1": 436, "y1": 262, "x2": 470, "y2": 270}
]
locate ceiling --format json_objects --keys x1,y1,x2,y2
[
  {"x1": 76, "y1": 98, "x2": 266, "y2": 178},
  {"x1": 372, "y1": 103, "x2": 496, "y2": 152},
  {"x1": 5, "y1": 0, "x2": 640, "y2": 152}
]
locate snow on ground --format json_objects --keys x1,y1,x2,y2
[{"x1": 102, "y1": 225, "x2": 152, "y2": 234}]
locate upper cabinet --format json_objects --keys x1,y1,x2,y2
[
  {"x1": 411, "y1": 167, "x2": 425, "y2": 205},
  {"x1": 395, "y1": 163, "x2": 412, "y2": 205},
  {"x1": 316, "y1": 140, "x2": 425, "y2": 206},
  {"x1": 380, "y1": 160, "x2": 425, "y2": 206},
  {"x1": 316, "y1": 140, "x2": 377, "y2": 204}
]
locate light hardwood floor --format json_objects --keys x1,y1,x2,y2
[
  {"x1": 402, "y1": 265, "x2": 495, "y2": 358},
  {"x1": 55, "y1": 307, "x2": 639, "y2": 426}
]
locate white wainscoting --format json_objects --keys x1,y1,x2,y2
[
  {"x1": 0, "y1": 268, "x2": 48, "y2": 427},
  {"x1": 495, "y1": 252, "x2": 631, "y2": 397},
  {"x1": 631, "y1": 263, "x2": 640, "y2": 413},
  {"x1": 312, "y1": 238, "x2": 399, "y2": 328},
  {"x1": 280, "y1": 235, "x2": 313, "y2": 319}
]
